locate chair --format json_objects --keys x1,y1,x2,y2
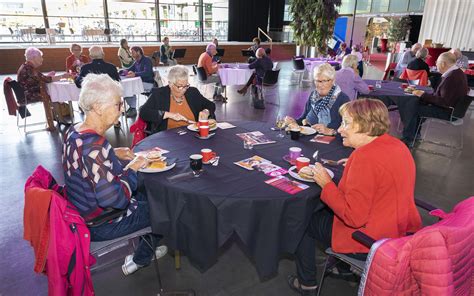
[
  {"x1": 316, "y1": 198, "x2": 437, "y2": 296},
  {"x1": 5, "y1": 79, "x2": 47, "y2": 134},
  {"x1": 292, "y1": 58, "x2": 306, "y2": 86},
  {"x1": 382, "y1": 62, "x2": 398, "y2": 80},
  {"x1": 195, "y1": 66, "x2": 218, "y2": 99},
  {"x1": 34, "y1": 28, "x2": 47, "y2": 42},
  {"x1": 399, "y1": 69, "x2": 428, "y2": 86},
  {"x1": 257, "y1": 69, "x2": 280, "y2": 105},
  {"x1": 412, "y1": 95, "x2": 473, "y2": 156}
]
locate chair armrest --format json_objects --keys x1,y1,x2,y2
[
  {"x1": 415, "y1": 198, "x2": 438, "y2": 212},
  {"x1": 86, "y1": 208, "x2": 127, "y2": 227},
  {"x1": 352, "y1": 231, "x2": 376, "y2": 248}
]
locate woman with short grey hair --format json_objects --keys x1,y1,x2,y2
[
  {"x1": 139, "y1": 65, "x2": 217, "y2": 135},
  {"x1": 63, "y1": 73, "x2": 168, "y2": 276},
  {"x1": 335, "y1": 54, "x2": 369, "y2": 100},
  {"x1": 407, "y1": 46, "x2": 430, "y2": 76},
  {"x1": 285, "y1": 63, "x2": 350, "y2": 135}
]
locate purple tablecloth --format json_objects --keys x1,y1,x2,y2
[{"x1": 134, "y1": 121, "x2": 353, "y2": 279}]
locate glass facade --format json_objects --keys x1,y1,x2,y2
[
  {"x1": 337, "y1": 0, "x2": 425, "y2": 15},
  {"x1": 0, "y1": 0, "x2": 229, "y2": 43}
]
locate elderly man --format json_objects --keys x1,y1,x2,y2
[
  {"x1": 335, "y1": 54, "x2": 369, "y2": 100},
  {"x1": 75, "y1": 45, "x2": 120, "y2": 88},
  {"x1": 237, "y1": 48, "x2": 273, "y2": 95},
  {"x1": 404, "y1": 52, "x2": 469, "y2": 145},
  {"x1": 395, "y1": 43, "x2": 422, "y2": 77},
  {"x1": 449, "y1": 48, "x2": 469, "y2": 70},
  {"x1": 197, "y1": 43, "x2": 225, "y2": 101},
  {"x1": 17, "y1": 47, "x2": 71, "y2": 131}
]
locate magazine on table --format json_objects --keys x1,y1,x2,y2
[
  {"x1": 254, "y1": 163, "x2": 288, "y2": 177},
  {"x1": 310, "y1": 135, "x2": 336, "y2": 144},
  {"x1": 236, "y1": 131, "x2": 276, "y2": 145},
  {"x1": 234, "y1": 155, "x2": 271, "y2": 171},
  {"x1": 265, "y1": 176, "x2": 309, "y2": 194},
  {"x1": 135, "y1": 147, "x2": 170, "y2": 157}
]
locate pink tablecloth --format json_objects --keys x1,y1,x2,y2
[
  {"x1": 47, "y1": 77, "x2": 145, "y2": 102},
  {"x1": 218, "y1": 64, "x2": 254, "y2": 86}
]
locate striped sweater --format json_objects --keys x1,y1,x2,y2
[{"x1": 62, "y1": 127, "x2": 137, "y2": 222}]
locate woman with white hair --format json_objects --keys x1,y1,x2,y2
[
  {"x1": 17, "y1": 47, "x2": 71, "y2": 131},
  {"x1": 63, "y1": 73, "x2": 167, "y2": 276},
  {"x1": 65, "y1": 43, "x2": 90, "y2": 75},
  {"x1": 139, "y1": 65, "x2": 216, "y2": 134},
  {"x1": 285, "y1": 63, "x2": 350, "y2": 135},
  {"x1": 335, "y1": 54, "x2": 369, "y2": 100}
]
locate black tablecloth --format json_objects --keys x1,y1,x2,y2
[
  {"x1": 134, "y1": 121, "x2": 353, "y2": 279},
  {"x1": 363, "y1": 80, "x2": 432, "y2": 140}
]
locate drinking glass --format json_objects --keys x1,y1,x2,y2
[
  {"x1": 276, "y1": 115, "x2": 285, "y2": 138},
  {"x1": 189, "y1": 154, "x2": 203, "y2": 177},
  {"x1": 375, "y1": 80, "x2": 382, "y2": 89}
]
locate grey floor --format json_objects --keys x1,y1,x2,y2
[{"x1": 1, "y1": 62, "x2": 473, "y2": 296}]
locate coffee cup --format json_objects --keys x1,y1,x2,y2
[
  {"x1": 289, "y1": 147, "x2": 302, "y2": 161},
  {"x1": 290, "y1": 129, "x2": 300, "y2": 140},
  {"x1": 368, "y1": 85, "x2": 374, "y2": 91},
  {"x1": 198, "y1": 119, "x2": 209, "y2": 127},
  {"x1": 401, "y1": 83, "x2": 408, "y2": 89},
  {"x1": 199, "y1": 125, "x2": 209, "y2": 137},
  {"x1": 296, "y1": 157, "x2": 310, "y2": 172},
  {"x1": 190, "y1": 154, "x2": 203, "y2": 175},
  {"x1": 201, "y1": 148, "x2": 216, "y2": 163}
]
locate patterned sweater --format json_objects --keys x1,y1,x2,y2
[{"x1": 62, "y1": 126, "x2": 137, "y2": 222}]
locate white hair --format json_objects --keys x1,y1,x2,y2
[
  {"x1": 167, "y1": 65, "x2": 189, "y2": 84},
  {"x1": 25, "y1": 47, "x2": 43, "y2": 60},
  {"x1": 79, "y1": 74, "x2": 123, "y2": 113},
  {"x1": 341, "y1": 54, "x2": 359, "y2": 69},
  {"x1": 206, "y1": 43, "x2": 216, "y2": 52},
  {"x1": 256, "y1": 48, "x2": 266, "y2": 58},
  {"x1": 314, "y1": 63, "x2": 336, "y2": 80},
  {"x1": 416, "y1": 47, "x2": 428, "y2": 59},
  {"x1": 89, "y1": 45, "x2": 104, "y2": 59}
]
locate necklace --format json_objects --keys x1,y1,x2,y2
[{"x1": 171, "y1": 94, "x2": 184, "y2": 105}]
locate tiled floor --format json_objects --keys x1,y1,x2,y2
[{"x1": 1, "y1": 61, "x2": 472, "y2": 295}]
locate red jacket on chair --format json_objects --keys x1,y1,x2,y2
[
  {"x1": 130, "y1": 117, "x2": 147, "y2": 148},
  {"x1": 3, "y1": 77, "x2": 19, "y2": 116},
  {"x1": 24, "y1": 166, "x2": 95, "y2": 296},
  {"x1": 399, "y1": 68, "x2": 429, "y2": 86}
]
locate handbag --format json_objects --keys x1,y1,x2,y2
[
  {"x1": 251, "y1": 85, "x2": 265, "y2": 109},
  {"x1": 52, "y1": 102, "x2": 72, "y2": 124}
]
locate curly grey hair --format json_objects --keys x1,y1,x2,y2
[
  {"x1": 24, "y1": 47, "x2": 43, "y2": 60},
  {"x1": 79, "y1": 74, "x2": 123, "y2": 113},
  {"x1": 341, "y1": 54, "x2": 359, "y2": 69},
  {"x1": 167, "y1": 65, "x2": 189, "y2": 84},
  {"x1": 314, "y1": 63, "x2": 336, "y2": 80}
]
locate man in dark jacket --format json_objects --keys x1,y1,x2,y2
[
  {"x1": 237, "y1": 48, "x2": 273, "y2": 95},
  {"x1": 405, "y1": 52, "x2": 469, "y2": 145},
  {"x1": 75, "y1": 45, "x2": 120, "y2": 88}
]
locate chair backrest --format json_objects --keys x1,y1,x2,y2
[
  {"x1": 103, "y1": 28, "x2": 110, "y2": 35},
  {"x1": 192, "y1": 64, "x2": 198, "y2": 75},
  {"x1": 400, "y1": 69, "x2": 429, "y2": 86},
  {"x1": 292, "y1": 58, "x2": 305, "y2": 70},
  {"x1": 272, "y1": 62, "x2": 280, "y2": 70},
  {"x1": 8, "y1": 27, "x2": 14, "y2": 35},
  {"x1": 452, "y1": 95, "x2": 473, "y2": 119},
  {"x1": 383, "y1": 62, "x2": 398, "y2": 80},
  {"x1": 262, "y1": 69, "x2": 280, "y2": 86},
  {"x1": 196, "y1": 66, "x2": 207, "y2": 82},
  {"x1": 69, "y1": 28, "x2": 74, "y2": 35},
  {"x1": 35, "y1": 28, "x2": 46, "y2": 35},
  {"x1": 172, "y1": 48, "x2": 186, "y2": 59},
  {"x1": 8, "y1": 80, "x2": 25, "y2": 103}
]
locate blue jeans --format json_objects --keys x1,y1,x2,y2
[
  {"x1": 89, "y1": 194, "x2": 161, "y2": 266},
  {"x1": 295, "y1": 208, "x2": 367, "y2": 286}
]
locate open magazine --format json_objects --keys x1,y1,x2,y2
[
  {"x1": 265, "y1": 176, "x2": 309, "y2": 194},
  {"x1": 236, "y1": 131, "x2": 276, "y2": 145}
]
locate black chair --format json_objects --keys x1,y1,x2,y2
[
  {"x1": 192, "y1": 64, "x2": 198, "y2": 75},
  {"x1": 172, "y1": 48, "x2": 186, "y2": 59},
  {"x1": 216, "y1": 48, "x2": 225, "y2": 57},
  {"x1": 412, "y1": 95, "x2": 473, "y2": 155},
  {"x1": 292, "y1": 58, "x2": 306, "y2": 85},
  {"x1": 258, "y1": 69, "x2": 281, "y2": 105},
  {"x1": 35, "y1": 28, "x2": 47, "y2": 42},
  {"x1": 195, "y1": 66, "x2": 218, "y2": 99}
]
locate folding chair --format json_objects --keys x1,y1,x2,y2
[
  {"x1": 195, "y1": 66, "x2": 219, "y2": 100},
  {"x1": 257, "y1": 69, "x2": 280, "y2": 105},
  {"x1": 292, "y1": 57, "x2": 306, "y2": 86}
]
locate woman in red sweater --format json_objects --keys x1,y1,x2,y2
[
  {"x1": 288, "y1": 99, "x2": 422, "y2": 295},
  {"x1": 65, "y1": 43, "x2": 90, "y2": 75}
]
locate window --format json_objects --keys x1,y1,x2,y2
[
  {"x1": 356, "y1": 0, "x2": 372, "y2": 13},
  {"x1": 389, "y1": 0, "x2": 408, "y2": 12},
  {"x1": 0, "y1": 0, "x2": 44, "y2": 43},
  {"x1": 408, "y1": 0, "x2": 425, "y2": 12},
  {"x1": 203, "y1": 1, "x2": 228, "y2": 41},
  {"x1": 371, "y1": 0, "x2": 389, "y2": 13},
  {"x1": 159, "y1": 2, "x2": 201, "y2": 41}
]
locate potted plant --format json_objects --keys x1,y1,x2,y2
[
  {"x1": 387, "y1": 16, "x2": 411, "y2": 50},
  {"x1": 290, "y1": 0, "x2": 341, "y2": 57}
]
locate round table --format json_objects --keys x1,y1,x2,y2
[
  {"x1": 304, "y1": 58, "x2": 341, "y2": 75},
  {"x1": 218, "y1": 63, "x2": 254, "y2": 86},
  {"x1": 134, "y1": 121, "x2": 352, "y2": 278}
]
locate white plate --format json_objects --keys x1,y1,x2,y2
[
  {"x1": 187, "y1": 124, "x2": 218, "y2": 132},
  {"x1": 288, "y1": 165, "x2": 334, "y2": 183},
  {"x1": 300, "y1": 126, "x2": 317, "y2": 136},
  {"x1": 139, "y1": 162, "x2": 175, "y2": 173}
]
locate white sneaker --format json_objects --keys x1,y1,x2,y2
[
  {"x1": 155, "y1": 245, "x2": 168, "y2": 260},
  {"x1": 122, "y1": 255, "x2": 142, "y2": 276}
]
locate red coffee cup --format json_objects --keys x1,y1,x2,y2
[
  {"x1": 198, "y1": 119, "x2": 209, "y2": 127},
  {"x1": 296, "y1": 157, "x2": 310, "y2": 172},
  {"x1": 401, "y1": 83, "x2": 408, "y2": 89},
  {"x1": 368, "y1": 85, "x2": 374, "y2": 91},
  {"x1": 199, "y1": 125, "x2": 209, "y2": 137},
  {"x1": 201, "y1": 148, "x2": 216, "y2": 163}
]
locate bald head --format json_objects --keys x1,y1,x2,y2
[
  {"x1": 436, "y1": 52, "x2": 457, "y2": 74},
  {"x1": 449, "y1": 48, "x2": 462, "y2": 59},
  {"x1": 256, "y1": 48, "x2": 266, "y2": 58},
  {"x1": 89, "y1": 45, "x2": 104, "y2": 59},
  {"x1": 411, "y1": 43, "x2": 422, "y2": 53}
]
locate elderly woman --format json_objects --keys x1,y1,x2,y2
[
  {"x1": 285, "y1": 63, "x2": 350, "y2": 135},
  {"x1": 17, "y1": 47, "x2": 71, "y2": 131},
  {"x1": 407, "y1": 47, "x2": 430, "y2": 76},
  {"x1": 118, "y1": 38, "x2": 134, "y2": 68},
  {"x1": 123, "y1": 46, "x2": 154, "y2": 117},
  {"x1": 139, "y1": 65, "x2": 216, "y2": 134},
  {"x1": 335, "y1": 54, "x2": 369, "y2": 100},
  {"x1": 63, "y1": 73, "x2": 167, "y2": 276},
  {"x1": 65, "y1": 43, "x2": 90, "y2": 75},
  {"x1": 160, "y1": 37, "x2": 176, "y2": 66},
  {"x1": 288, "y1": 99, "x2": 422, "y2": 295}
]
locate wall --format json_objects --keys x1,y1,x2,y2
[
  {"x1": 418, "y1": 0, "x2": 473, "y2": 50},
  {"x1": 345, "y1": 16, "x2": 370, "y2": 48},
  {"x1": 0, "y1": 43, "x2": 295, "y2": 75}
]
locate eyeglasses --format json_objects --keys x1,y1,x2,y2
[
  {"x1": 114, "y1": 101, "x2": 124, "y2": 111},
  {"x1": 315, "y1": 79, "x2": 332, "y2": 84},
  {"x1": 173, "y1": 83, "x2": 190, "y2": 91},
  {"x1": 340, "y1": 119, "x2": 352, "y2": 129}
]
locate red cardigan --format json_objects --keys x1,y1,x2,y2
[
  {"x1": 65, "y1": 54, "x2": 90, "y2": 74},
  {"x1": 321, "y1": 134, "x2": 421, "y2": 253}
]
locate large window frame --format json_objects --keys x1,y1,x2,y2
[{"x1": 0, "y1": 0, "x2": 229, "y2": 44}]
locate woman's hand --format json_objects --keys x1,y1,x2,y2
[
  {"x1": 127, "y1": 155, "x2": 148, "y2": 172},
  {"x1": 126, "y1": 71, "x2": 136, "y2": 78},
  {"x1": 312, "y1": 124, "x2": 335, "y2": 135},
  {"x1": 311, "y1": 162, "x2": 333, "y2": 188},
  {"x1": 114, "y1": 147, "x2": 135, "y2": 161},
  {"x1": 337, "y1": 158, "x2": 348, "y2": 167},
  {"x1": 284, "y1": 116, "x2": 296, "y2": 125},
  {"x1": 164, "y1": 112, "x2": 189, "y2": 122},
  {"x1": 199, "y1": 109, "x2": 210, "y2": 120},
  {"x1": 412, "y1": 90, "x2": 425, "y2": 97}
]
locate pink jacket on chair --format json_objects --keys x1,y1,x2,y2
[{"x1": 359, "y1": 196, "x2": 474, "y2": 295}]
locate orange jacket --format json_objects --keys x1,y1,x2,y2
[{"x1": 197, "y1": 52, "x2": 218, "y2": 76}]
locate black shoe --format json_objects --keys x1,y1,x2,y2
[
  {"x1": 287, "y1": 275, "x2": 317, "y2": 296},
  {"x1": 213, "y1": 94, "x2": 223, "y2": 102},
  {"x1": 125, "y1": 108, "x2": 137, "y2": 118},
  {"x1": 114, "y1": 122, "x2": 121, "y2": 128}
]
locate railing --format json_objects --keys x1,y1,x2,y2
[{"x1": 257, "y1": 27, "x2": 272, "y2": 49}]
